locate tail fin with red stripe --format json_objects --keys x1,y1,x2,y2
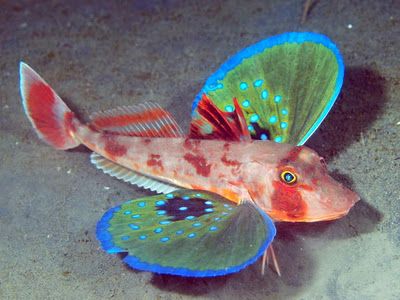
[{"x1": 19, "y1": 62, "x2": 80, "y2": 150}]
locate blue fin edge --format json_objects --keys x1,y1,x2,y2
[
  {"x1": 191, "y1": 32, "x2": 344, "y2": 146},
  {"x1": 96, "y1": 202, "x2": 276, "y2": 277}
]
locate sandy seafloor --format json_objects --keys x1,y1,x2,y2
[{"x1": 0, "y1": 1, "x2": 399, "y2": 299}]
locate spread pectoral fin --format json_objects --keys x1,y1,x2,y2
[
  {"x1": 191, "y1": 32, "x2": 344, "y2": 145},
  {"x1": 96, "y1": 189, "x2": 276, "y2": 277}
]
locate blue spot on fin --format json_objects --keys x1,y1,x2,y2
[
  {"x1": 191, "y1": 32, "x2": 344, "y2": 145},
  {"x1": 96, "y1": 190, "x2": 276, "y2": 277}
]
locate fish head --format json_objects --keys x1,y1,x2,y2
[{"x1": 268, "y1": 146, "x2": 359, "y2": 222}]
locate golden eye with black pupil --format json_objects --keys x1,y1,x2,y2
[{"x1": 280, "y1": 170, "x2": 297, "y2": 185}]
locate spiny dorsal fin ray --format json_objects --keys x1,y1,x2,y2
[
  {"x1": 189, "y1": 94, "x2": 251, "y2": 141},
  {"x1": 90, "y1": 152, "x2": 179, "y2": 194},
  {"x1": 89, "y1": 103, "x2": 184, "y2": 138}
]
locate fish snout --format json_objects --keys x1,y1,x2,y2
[
  {"x1": 321, "y1": 178, "x2": 360, "y2": 218},
  {"x1": 337, "y1": 184, "x2": 359, "y2": 212}
]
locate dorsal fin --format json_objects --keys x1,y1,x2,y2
[
  {"x1": 189, "y1": 94, "x2": 251, "y2": 141},
  {"x1": 89, "y1": 103, "x2": 184, "y2": 138},
  {"x1": 90, "y1": 152, "x2": 179, "y2": 194}
]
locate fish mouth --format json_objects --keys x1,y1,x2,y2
[
  {"x1": 272, "y1": 207, "x2": 354, "y2": 223},
  {"x1": 309, "y1": 191, "x2": 360, "y2": 222},
  {"x1": 299, "y1": 211, "x2": 350, "y2": 222},
  {"x1": 268, "y1": 194, "x2": 360, "y2": 223},
  {"x1": 312, "y1": 175, "x2": 361, "y2": 222},
  {"x1": 280, "y1": 211, "x2": 349, "y2": 223},
  {"x1": 292, "y1": 188, "x2": 360, "y2": 223}
]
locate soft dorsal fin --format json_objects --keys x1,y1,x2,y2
[
  {"x1": 89, "y1": 103, "x2": 184, "y2": 138},
  {"x1": 189, "y1": 94, "x2": 251, "y2": 141},
  {"x1": 90, "y1": 152, "x2": 179, "y2": 194}
]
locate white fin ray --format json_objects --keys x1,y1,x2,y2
[
  {"x1": 90, "y1": 152, "x2": 179, "y2": 194},
  {"x1": 89, "y1": 102, "x2": 184, "y2": 138}
]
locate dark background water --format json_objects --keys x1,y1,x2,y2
[{"x1": 1, "y1": 1, "x2": 399, "y2": 299}]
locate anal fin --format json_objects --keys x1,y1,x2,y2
[{"x1": 90, "y1": 152, "x2": 179, "y2": 194}]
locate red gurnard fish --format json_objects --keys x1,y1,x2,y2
[
  {"x1": 20, "y1": 63, "x2": 358, "y2": 223},
  {"x1": 20, "y1": 32, "x2": 360, "y2": 277}
]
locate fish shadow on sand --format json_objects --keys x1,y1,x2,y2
[
  {"x1": 294, "y1": 66, "x2": 385, "y2": 246},
  {"x1": 307, "y1": 66, "x2": 387, "y2": 162},
  {"x1": 149, "y1": 250, "x2": 314, "y2": 297},
  {"x1": 148, "y1": 195, "x2": 381, "y2": 298},
  {"x1": 147, "y1": 229, "x2": 317, "y2": 297}
]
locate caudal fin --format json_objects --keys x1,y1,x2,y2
[{"x1": 20, "y1": 62, "x2": 80, "y2": 150}]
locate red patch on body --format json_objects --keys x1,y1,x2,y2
[
  {"x1": 183, "y1": 139, "x2": 201, "y2": 152},
  {"x1": 270, "y1": 180, "x2": 308, "y2": 220},
  {"x1": 221, "y1": 153, "x2": 240, "y2": 167},
  {"x1": 221, "y1": 153, "x2": 241, "y2": 176},
  {"x1": 147, "y1": 154, "x2": 164, "y2": 171},
  {"x1": 183, "y1": 153, "x2": 211, "y2": 177},
  {"x1": 103, "y1": 135, "x2": 127, "y2": 160},
  {"x1": 283, "y1": 146, "x2": 303, "y2": 163}
]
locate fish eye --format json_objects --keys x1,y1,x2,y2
[{"x1": 280, "y1": 170, "x2": 297, "y2": 185}]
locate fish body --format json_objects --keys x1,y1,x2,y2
[
  {"x1": 72, "y1": 121, "x2": 293, "y2": 204},
  {"x1": 20, "y1": 32, "x2": 360, "y2": 277},
  {"x1": 74, "y1": 121, "x2": 357, "y2": 222},
  {"x1": 20, "y1": 62, "x2": 358, "y2": 222}
]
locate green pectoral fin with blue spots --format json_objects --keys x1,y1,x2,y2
[
  {"x1": 191, "y1": 32, "x2": 344, "y2": 145},
  {"x1": 96, "y1": 190, "x2": 276, "y2": 277}
]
